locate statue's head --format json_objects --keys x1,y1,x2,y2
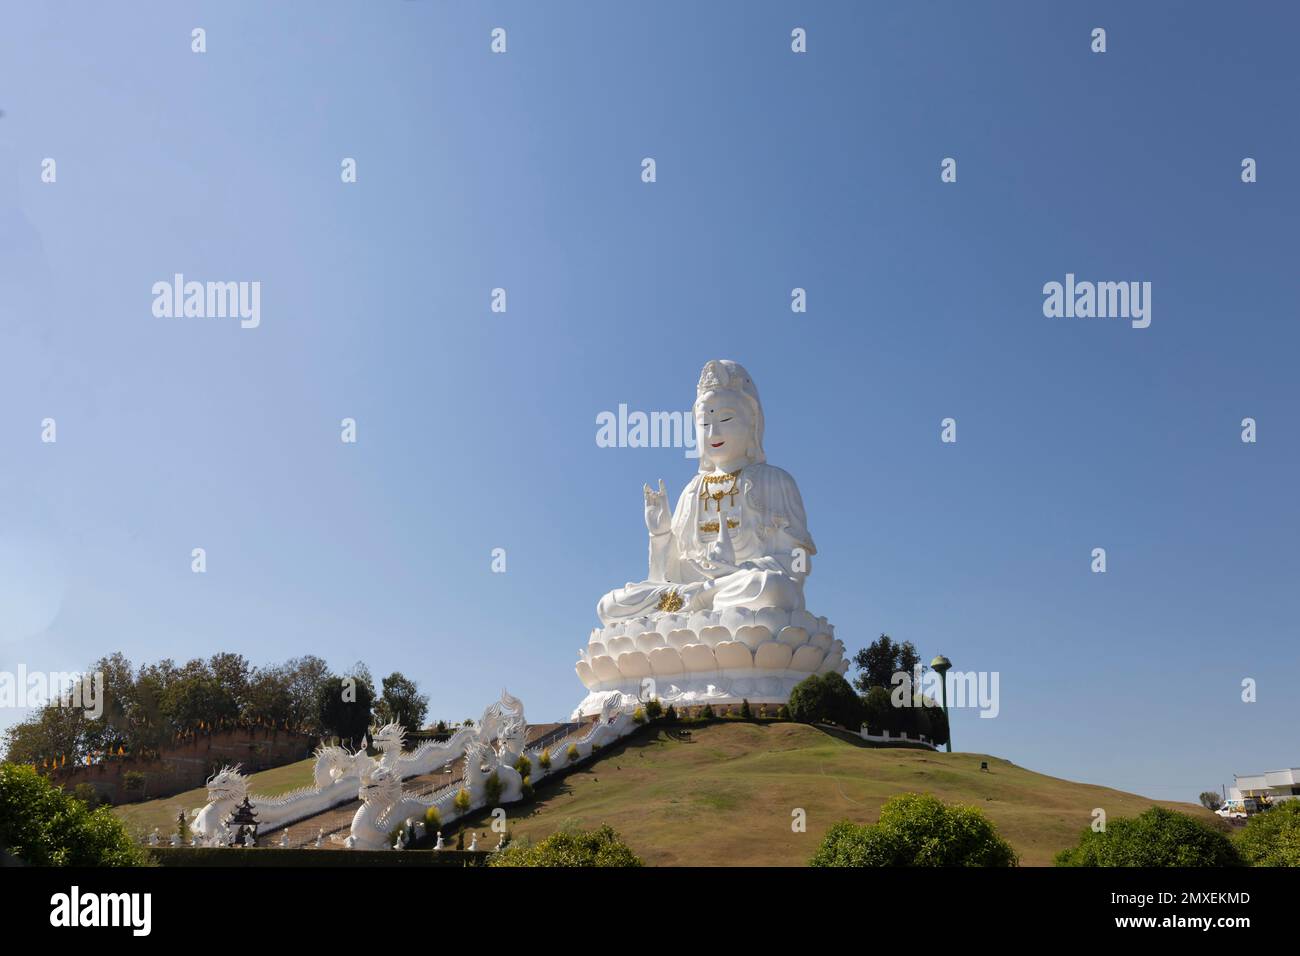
[{"x1": 694, "y1": 360, "x2": 765, "y2": 472}]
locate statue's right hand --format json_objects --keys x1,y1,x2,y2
[{"x1": 644, "y1": 479, "x2": 673, "y2": 535}]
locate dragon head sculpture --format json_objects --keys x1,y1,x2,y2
[
  {"x1": 358, "y1": 762, "x2": 403, "y2": 808},
  {"x1": 206, "y1": 764, "x2": 248, "y2": 802}
]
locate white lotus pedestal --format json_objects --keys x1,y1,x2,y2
[{"x1": 573, "y1": 606, "x2": 847, "y2": 718}]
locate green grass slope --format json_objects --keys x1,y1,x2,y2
[
  {"x1": 496, "y1": 722, "x2": 1218, "y2": 866},
  {"x1": 113, "y1": 757, "x2": 316, "y2": 839}
]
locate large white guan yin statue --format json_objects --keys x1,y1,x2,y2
[{"x1": 574, "y1": 360, "x2": 848, "y2": 717}]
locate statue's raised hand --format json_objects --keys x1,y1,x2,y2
[{"x1": 643, "y1": 479, "x2": 673, "y2": 536}]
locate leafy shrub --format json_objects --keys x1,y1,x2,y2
[
  {"x1": 489, "y1": 824, "x2": 642, "y2": 867},
  {"x1": 788, "y1": 673, "x2": 863, "y2": 728},
  {"x1": 424, "y1": 805, "x2": 441, "y2": 830},
  {"x1": 1198, "y1": 791, "x2": 1223, "y2": 811},
  {"x1": 1236, "y1": 801, "x2": 1300, "y2": 866},
  {"x1": 0, "y1": 763, "x2": 148, "y2": 865},
  {"x1": 776, "y1": 704, "x2": 791, "y2": 720},
  {"x1": 72, "y1": 783, "x2": 105, "y2": 809},
  {"x1": 811, "y1": 793, "x2": 1018, "y2": 867},
  {"x1": 740, "y1": 699, "x2": 752, "y2": 719},
  {"x1": 122, "y1": 770, "x2": 146, "y2": 793},
  {"x1": 453, "y1": 789, "x2": 471, "y2": 814},
  {"x1": 514, "y1": 755, "x2": 532, "y2": 778},
  {"x1": 1054, "y1": 806, "x2": 1242, "y2": 867},
  {"x1": 860, "y1": 686, "x2": 893, "y2": 734},
  {"x1": 566, "y1": 744, "x2": 579, "y2": 763},
  {"x1": 699, "y1": 704, "x2": 715, "y2": 719},
  {"x1": 484, "y1": 772, "x2": 503, "y2": 807},
  {"x1": 538, "y1": 748, "x2": 552, "y2": 771},
  {"x1": 632, "y1": 706, "x2": 646, "y2": 724},
  {"x1": 520, "y1": 776, "x2": 534, "y2": 801},
  {"x1": 664, "y1": 704, "x2": 677, "y2": 721},
  {"x1": 645, "y1": 699, "x2": 663, "y2": 720}
]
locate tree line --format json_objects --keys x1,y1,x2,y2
[
  {"x1": 786, "y1": 634, "x2": 951, "y2": 746},
  {"x1": 1, "y1": 652, "x2": 433, "y2": 769}
]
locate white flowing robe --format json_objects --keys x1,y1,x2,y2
[{"x1": 596, "y1": 463, "x2": 816, "y2": 624}]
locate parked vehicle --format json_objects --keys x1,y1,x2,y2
[{"x1": 1215, "y1": 798, "x2": 1259, "y2": 818}]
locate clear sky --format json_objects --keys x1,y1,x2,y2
[{"x1": 1, "y1": 1, "x2": 1296, "y2": 803}]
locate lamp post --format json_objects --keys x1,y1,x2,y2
[{"x1": 930, "y1": 655, "x2": 952, "y2": 753}]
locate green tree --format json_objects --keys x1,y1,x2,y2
[
  {"x1": 811, "y1": 793, "x2": 1018, "y2": 867},
  {"x1": 0, "y1": 763, "x2": 147, "y2": 865},
  {"x1": 207, "y1": 652, "x2": 252, "y2": 715},
  {"x1": 788, "y1": 673, "x2": 862, "y2": 728},
  {"x1": 314, "y1": 675, "x2": 373, "y2": 747},
  {"x1": 374, "y1": 672, "x2": 429, "y2": 730},
  {"x1": 860, "y1": 686, "x2": 895, "y2": 735},
  {"x1": 490, "y1": 824, "x2": 642, "y2": 867},
  {"x1": 1198, "y1": 791, "x2": 1223, "y2": 812},
  {"x1": 284, "y1": 655, "x2": 332, "y2": 734},
  {"x1": 1236, "y1": 800, "x2": 1300, "y2": 866},
  {"x1": 1054, "y1": 807, "x2": 1243, "y2": 867},
  {"x1": 852, "y1": 635, "x2": 901, "y2": 693},
  {"x1": 243, "y1": 665, "x2": 294, "y2": 727}
]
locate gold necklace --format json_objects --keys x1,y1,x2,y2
[{"x1": 699, "y1": 469, "x2": 741, "y2": 511}]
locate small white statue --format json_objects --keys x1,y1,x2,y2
[
  {"x1": 434, "y1": 831, "x2": 445, "y2": 851},
  {"x1": 169, "y1": 832, "x2": 181, "y2": 847},
  {"x1": 279, "y1": 829, "x2": 290, "y2": 848},
  {"x1": 413, "y1": 821, "x2": 426, "y2": 841},
  {"x1": 147, "y1": 828, "x2": 160, "y2": 847},
  {"x1": 468, "y1": 832, "x2": 478, "y2": 852},
  {"x1": 242, "y1": 829, "x2": 256, "y2": 848},
  {"x1": 495, "y1": 832, "x2": 506, "y2": 852},
  {"x1": 314, "y1": 828, "x2": 324, "y2": 848}
]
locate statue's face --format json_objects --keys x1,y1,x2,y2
[{"x1": 695, "y1": 389, "x2": 752, "y2": 469}]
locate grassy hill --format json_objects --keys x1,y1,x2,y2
[
  {"x1": 485, "y1": 722, "x2": 1218, "y2": 866},
  {"x1": 114, "y1": 721, "x2": 1218, "y2": 864},
  {"x1": 113, "y1": 757, "x2": 316, "y2": 839}
]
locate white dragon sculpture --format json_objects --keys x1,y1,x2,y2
[
  {"x1": 188, "y1": 764, "x2": 247, "y2": 843},
  {"x1": 189, "y1": 688, "x2": 645, "y2": 850}
]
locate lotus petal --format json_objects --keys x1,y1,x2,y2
[
  {"x1": 790, "y1": 610, "x2": 819, "y2": 633},
  {"x1": 680, "y1": 644, "x2": 718, "y2": 673},
  {"x1": 687, "y1": 610, "x2": 713, "y2": 632},
  {"x1": 755, "y1": 642, "x2": 793, "y2": 670},
  {"x1": 754, "y1": 607, "x2": 791, "y2": 634},
  {"x1": 817, "y1": 648, "x2": 844, "y2": 674},
  {"x1": 592, "y1": 655, "x2": 622, "y2": 683},
  {"x1": 635, "y1": 631, "x2": 666, "y2": 652},
  {"x1": 777, "y1": 626, "x2": 809, "y2": 647},
  {"x1": 607, "y1": 636, "x2": 636, "y2": 657},
  {"x1": 791, "y1": 645, "x2": 827, "y2": 672},
  {"x1": 699, "y1": 625, "x2": 730, "y2": 647},
  {"x1": 648, "y1": 647, "x2": 683, "y2": 677},
  {"x1": 575, "y1": 661, "x2": 598, "y2": 689},
  {"x1": 810, "y1": 632, "x2": 832, "y2": 651},
  {"x1": 603, "y1": 623, "x2": 626, "y2": 639},
  {"x1": 666, "y1": 628, "x2": 696, "y2": 650},
  {"x1": 714, "y1": 642, "x2": 754, "y2": 670},
  {"x1": 587, "y1": 641, "x2": 607, "y2": 659},
  {"x1": 617, "y1": 651, "x2": 652, "y2": 679},
  {"x1": 734, "y1": 625, "x2": 771, "y2": 649},
  {"x1": 719, "y1": 607, "x2": 754, "y2": 632},
  {"x1": 656, "y1": 613, "x2": 688, "y2": 636}
]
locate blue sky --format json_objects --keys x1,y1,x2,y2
[{"x1": 1, "y1": 1, "x2": 1296, "y2": 803}]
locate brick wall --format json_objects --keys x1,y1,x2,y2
[{"x1": 50, "y1": 727, "x2": 317, "y2": 806}]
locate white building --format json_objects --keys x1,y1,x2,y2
[{"x1": 1228, "y1": 767, "x2": 1300, "y2": 803}]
